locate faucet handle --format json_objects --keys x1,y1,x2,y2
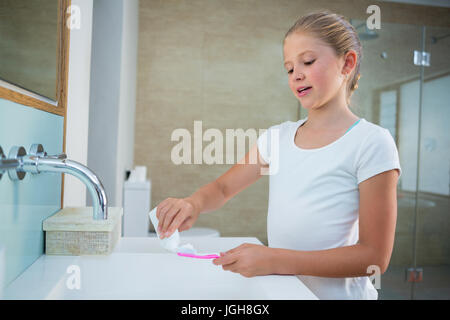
[
  {"x1": 29, "y1": 144, "x2": 66, "y2": 160},
  {"x1": 46, "y1": 153, "x2": 67, "y2": 160},
  {"x1": 29, "y1": 144, "x2": 47, "y2": 157},
  {"x1": 8, "y1": 146, "x2": 27, "y2": 181},
  {"x1": 23, "y1": 144, "x2": 66, "y2": 174}
]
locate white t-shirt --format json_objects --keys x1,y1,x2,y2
[{"x1": 257, "y1": 117, "x2": 402, "y2": 300}]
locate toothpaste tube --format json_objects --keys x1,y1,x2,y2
[{"x1": 148, "y1": 206, "x2": 197, "y2": 254}]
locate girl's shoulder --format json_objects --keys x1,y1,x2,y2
[
  {"x1": 355, "y1": 118, "x2": 394, "y2": 143},
  {"x1": 264, "y1": 118, "x2": 306, "y2": 134},
  {"x1": 264, "y1": 119, "x2": 300, "y2": 130},
  {"x1": 260, "y1": 119, "x2": 301, "y2": 138}
]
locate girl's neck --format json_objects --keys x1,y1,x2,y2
[{"x1": 304, "y1": 94, "x2": 358, "y2": 131}]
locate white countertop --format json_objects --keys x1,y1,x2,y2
[{"x1": 4, "y1": 237, "x2": 317, "y2": 300}]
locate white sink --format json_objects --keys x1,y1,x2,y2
[{"x1": 4, "y1": 237, "x2": 317, "y2": 300}]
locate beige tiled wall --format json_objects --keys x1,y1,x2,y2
[{"x1": 135, "y1": 0, "x2": 450, "y2": 244}]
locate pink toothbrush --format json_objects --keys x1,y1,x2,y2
[{"x1": 177, "y1": 252, "x2": 220, "y2": 259}]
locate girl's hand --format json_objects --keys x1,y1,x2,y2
[
  {"x1": 156, "y1": 197, "x2": 199, "y2": 238},
  {"x1": 212, "y1": 243, "x2": 276, "y2": 277}
]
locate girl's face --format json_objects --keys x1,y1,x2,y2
[{"x1": 283, "y1": 32, "x2": 352, "y2": 110}]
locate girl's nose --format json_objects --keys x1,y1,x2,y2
[{"x1": 295, "y1": 71, "x2": 305, "y2": 81}]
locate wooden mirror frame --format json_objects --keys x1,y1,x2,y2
[
  {"x1": 0, "y1": 0, "x2": 71, "y2": 207},
  {"x1": 0, "y1": 0, "x2": 71, "y2": 117}
]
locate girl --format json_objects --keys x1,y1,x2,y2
[{"x1": 155, "y1": 11, "x2": 401, "y2": 300}]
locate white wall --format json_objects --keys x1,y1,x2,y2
[
  {"x1": 115, "y1": 0, "x2": 139, "y2": 206},
  {"x1": 64, "y1": 0, "x2": 93, "y2": 207},
  {"x1": 64, "y1": 0, "x2": 138, "y2": 208},
  {"x1": 86, "y1": 0, "x2": 123, "y2": 207},
  {"x1": 86, "y1": 0, "x2": 138, "y2": 207}
]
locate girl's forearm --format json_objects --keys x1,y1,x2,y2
[
  {"x1": 185, "y1": 180, "x2": 227, "y2": 215},
  {"x1": 270, "y1": 244, "x2": 385, "y2": 278}
]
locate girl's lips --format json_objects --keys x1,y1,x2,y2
[{"x1": 297, "y1": 87, "x2": 312, "y2": 97}]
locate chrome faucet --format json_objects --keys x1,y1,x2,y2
[{"x1": 0, "y1": 144, "x2": 108, "y2": 220}]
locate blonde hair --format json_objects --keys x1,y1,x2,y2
[{"x1": 284, "y1": 10, "x2": 363, "y2": 106}]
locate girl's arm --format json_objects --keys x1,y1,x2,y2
[
  {"x1": 187, "y1": 142, "x2": 268, "y2": 215},
  {"x1": 158, "y1": 142, "x2": 268, "y2": 236},
  {"x1": 271, "y1": 169, "x2": 399, "y2": 277},
  {"x1": 214, "y1": 169, "x2": 399, "y2": 278}
]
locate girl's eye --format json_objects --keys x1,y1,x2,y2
[{"x1": 287, "y1": 59, "x2": 315, "y2": 74}]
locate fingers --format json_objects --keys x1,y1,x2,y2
[
  {"x1": 178, "y1": 217, "x2": 194, "y2": 232},
  {"x1": 157, "y1": 198, "x2": 195, "y2": 238},
  {"x1": 225, "y1": 244, "x2": 244, "y2": 255},
  {"x1": 156, "y1": 198, "x2": 172, "y2": 219},
  {"x1": 159, "y1": 204, "x2": 182, "y2": 238},
  {"x1": 156, "y1": 199, "x2": 173, "y2": 232},
  {"x1": 155, "y1": 197, "x2": 198, "y2": 238},
  {"x1": 221, "y1": 261, "x2": 239, "y2": 272},
  {"x1": 212, "y1": 244, "x2": 256, "y2": 276},
  {"x1": 166, "y1": 209, "x2": 189, "y2": 236},
  {"x1": 157, "y1": 201, "x2": 175, "y2": 235},
  {"x1": 213, "y1": 250, "x2": 239, "y2": 266}
]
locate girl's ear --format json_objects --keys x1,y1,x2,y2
[{"x1": 342, "y1": 50, "x2": 358, "y2": 76}]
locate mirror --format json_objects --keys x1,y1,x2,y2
[{"x1": 0, "y1": 0, "x2": 59, "y2": 101}]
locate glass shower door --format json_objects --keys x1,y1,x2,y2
[
  {"x1": 347, "y1": 19, "x2": 424, "y2": 300},
  {"x1": 411, "y1": 25, "x2": 450, "y2": 300}
]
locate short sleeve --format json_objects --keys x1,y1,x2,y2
[
  {"x1": 356, "y1": 128, "x2": 402, "y2": 184},
  {"x1": 257, "y1": 124, "x2": 281, "y2": 165}
]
